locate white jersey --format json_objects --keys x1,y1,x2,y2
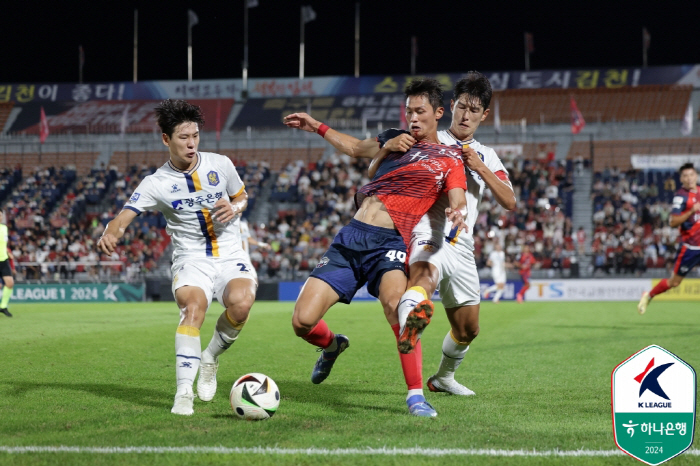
[
  {"x1": 412, "y1": 130, "x2": 511, "y2": 251},
  {"x1": 124, "y1": 152, "x2": 246, "y2": 262},
  {"x1": 240, "y1": 219, "x2": 251, "y2": 254},
  {"x1": 488, "y1": 250, "x2": 507, "y2": 281}
]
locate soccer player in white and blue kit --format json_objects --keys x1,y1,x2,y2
[
  {"x1": 98, "y1": 100, "x2": 258, "y2": 415},
  {"x1": 484, "y1": 241, "x2": 507, "y2": 303}
]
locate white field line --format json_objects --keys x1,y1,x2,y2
[{"x1": 1, "y1": 446, "x2": 699, "y2": 456}]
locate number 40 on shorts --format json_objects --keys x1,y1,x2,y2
[{"x1": 385, "y1": 250, "x2": 406, "y2": 263}]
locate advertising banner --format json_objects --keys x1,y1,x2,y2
[
  {"x1": 1, "y1": 65, "x2": 698, "y2": 104},
  {"x1": 631, "y1": 155, "x2": 700, "y2": 170},
  {"x1": 9, "y1": 283, "x2": 145, "y2": 303},
  {"x1": 524, "y1": 279, "x2": 651, "y2": 301},
  {"x1": 650, "y1": 279, "x2": 700, "y2": 302}
]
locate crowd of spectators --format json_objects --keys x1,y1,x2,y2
[
  {"x1": 2, "y1": 165, "x2": 169, "y2": 282},
  {"x1": 245, "y1": 152, "x2": 579, "y2": 281},
  {"x1": 590, "y1": 167, "x2": 681, "y2": 276},
  {"x1": 7, "y1": 155, "x2": 686, "y2": 285}
]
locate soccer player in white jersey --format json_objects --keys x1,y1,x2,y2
[
  {"x1": 285, "y1": 71, "x2": 516, "y2": 398},
  {"x1": 484, "y1": 241, "x2": 507, "y2": 303},
  {"x1": 97, "y1": 100, "x2": 258, "y2": 416}
]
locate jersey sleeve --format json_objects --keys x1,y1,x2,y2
[
  {"x1": 124, "y1": 177, "x2": 159, "y2": 215},
  {"x1": 672, "y1": 192, "x2": 688, "y2": 215},
  {"x1": 376, "y1": 128, "x2": 410, "y2": 148},
  {"x1": 224, "y1": 156, "x2": 245, "y2": 198},
  {"x1": 485, "y1": 148, "x2": 512, "y2": 185},
  {"x1": 444, "y1": 158, "x2": 468, "y2": 191}
]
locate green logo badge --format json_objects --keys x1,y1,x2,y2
[{"x1": 612, "y1": 345, "x2": 696, "y2": 465}]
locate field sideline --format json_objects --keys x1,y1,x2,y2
[{"x1": 0, "y1": 300, "x2": 698, "y2": 466}]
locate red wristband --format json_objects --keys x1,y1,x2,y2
[{"x1": 317, "y1": 124, "x2": 330, "y2": 138}]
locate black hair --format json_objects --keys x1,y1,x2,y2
[
  {"x1": 679, "y1": 162, "x2": 697, "y2": 174},
  {"x1": 453, "y1": 71, "x2": 493, "y2": 110},
  {"x1": 404, "y1": 78, "x2": 444, "y2": 112},
  {"x1": 154, "y1": 99, "x2": 205, "y2": 137}
]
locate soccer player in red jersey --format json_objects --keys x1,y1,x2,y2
[
  {"x1": 638, "y1": 163, "x2": 700, "y2": 314},
  {"x1": 285, "y1": 79, "x2": 467, "y2": 417},
  {"x1": 515, "y1": 244, "x2": 537, "y2": 303}
]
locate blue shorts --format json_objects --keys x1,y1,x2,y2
[
  {"x1": 673, "y1": 245, "x2": 700, "y2": 277},
  {"x1": 310, "y1": 219, "x2": 407, "y2": 304}
]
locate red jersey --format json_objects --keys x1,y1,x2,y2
[
  {"x1": 671, "y1": 186, "x2": 700, "y2": 247},
  {"x1": 519, "y1": 252, "x2": 536, "y2": 273},
  {"x1": 356, "y1": 142, "x2": 467, "y2": 247}
]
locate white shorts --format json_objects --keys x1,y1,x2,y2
[
  {"x1": 171, "y1": 250, "x2": 257, "y2": 309},
  {"x1": 492, "y1": 270, "x2": 507, "y2": 285},
  {"x1": 409, "y1": 235, "x2": 480, "y2": 308}
]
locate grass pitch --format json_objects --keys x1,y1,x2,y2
[{"x1": 0, "y1": 299, "x2": 698, "y2": 466}]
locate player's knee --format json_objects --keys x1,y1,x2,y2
[
  {"x1": 381, "y1": 294, "x2": 401, "y2": 322},
  {"x1": 453, "y1": 324, "x2": 479, "y2": 344},
  {"x1": 291, "y1": 309, "x2": 315, "y2": 337},
  {"x1": 4, "y1": 277, "x2": 14, "y2": 288}
]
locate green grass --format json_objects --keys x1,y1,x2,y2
[{"x1": 0, "y1": 300, "x2": 698, "y2": 466}]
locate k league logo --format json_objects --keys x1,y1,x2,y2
[{"x1": 611, "y1": 345, "x2": 696, "y2": 465}]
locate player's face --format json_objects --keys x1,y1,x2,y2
[
  {"x1": 162, "y1": 122, "x2": 200, "y2": 170},
  {"x1": 680, "y1": 168, "x2": 698, "y2": 190},
  {"x1": 450, "y1": 95, "x2": 489, "y2": 140},
  {"x1": 405, "y1": 95, "x2": 443, "y2": 142}
]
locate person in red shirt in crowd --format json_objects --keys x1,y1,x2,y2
[
  {"x1": 638, "y1": 163, "x2": 700, "y2": 314},
  {"x1": 515, "y1": 244, "x2": 537, "y2": 303}
]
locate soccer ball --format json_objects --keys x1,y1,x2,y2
[{"x1": 229, "y1": 373, "x2": 280, "y2": 420}]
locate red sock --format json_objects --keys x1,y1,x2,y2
[
  {"x1": 391, "y1": 324, "x2": 423, "y2": 390},
  {"x1": 519, "y1": 283, "x2": 530, "y2": 296},
  {"x1": 649, "y1": 279, "x2": 670, "y2": 298},
  {"x1": 301, "y1": 319, "x2": 335, "y2": 348}
]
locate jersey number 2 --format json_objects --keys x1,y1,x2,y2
[{"x1": 237, "y1": 263, "x2": 249, "y2": 272}]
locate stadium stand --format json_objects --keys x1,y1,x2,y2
[
  {"x1": 0, "y1": 102, "x2": 13, "y2": 132},
  {"x1": 568, "y1": 138, "x2": 700, "y2": 171},
  {"x1": 486, "y1": 85, "x2": 692, "y2": 126},
  {"x1": 0, "y1": 152, "x2": 101, "y2": 175},
  {"x1": 591, "y1": 167, "x2": 682, "y2": 274}
]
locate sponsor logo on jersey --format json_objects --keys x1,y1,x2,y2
[
  {"x1": 207, "y1": 171, "x2": 220, "y2": 186},
  {"x1": 172, "y1": 200, "x2": 184, "y2": 210},
  {"x1": 316, "y1": 256, "x2": 330, "y2": 268},
  {"x1": 418, "y1": 239, "x2": 438, "y2": 248},
  {"x1": 129, "y1": 193, "x2": 140, "y2": 203},
  {"x1": 171, "y1": 184, "x2": 181, "y2": 193}
]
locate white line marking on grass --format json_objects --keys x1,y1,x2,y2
[{"x1": 2, "y1": 446, "x2": 699, "y2": 456}]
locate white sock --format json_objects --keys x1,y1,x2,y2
[
  {"x1": 484, "y1": 284, "x2": 498, "y2": 294},
  {"x1": 175, "y1": 326, "x2": 201, "y2": 390},
  {"x1": 493, "y1": 288, "x2": 504, "y2": 302},
  {"x1": 202, "y1": 311, "x2": 246, "y2": 363},
  {"x1": 406, "y1": 388, "x2": 424, "y2": 401},
  {"x1": 398, "y1": 286, "x2": 428, "y2": 333},
  {"x1": 434, "y1": 330, "x2": 469, "y2": 381},
  {"x1": 324, "y1": 337, "x2": 338, "y2": 353}
]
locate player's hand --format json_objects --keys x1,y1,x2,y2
[
  {"x1": 283, "y1": 112, "x2": 320, "y2": 133},
  {"x1": 97, "y1": 233, "x2": 118, "y2": 255},
  {"x1": 211, "y1": 198, "x2": 240, "y2": 223},
  {"x1": 384, "y1": 134, "x2": 416, "y2": 153},
  {"x1": 257, "y1": 241, "x2": 272, "y2": 251},
  {"x1": 461, "y1": 145, "x2": 486, "y2": 170},
  {"x1": 445, "y1": 207, "x2": 469, "y2": 233}
]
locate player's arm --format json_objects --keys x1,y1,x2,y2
[
  {"x1": 98, "y1": 208, "x2": 138, "y2": 254},
  {"x1": 284, "y1": 113, "x2": 415, "y2": 158},
  {"x1": 486, "y1": 259, "x2": 493, "y2": 267},
  {"x1": 462, "y1": 145, "x2": 516, "y2": 210},
  {"x1": 213, "y1": 190, "x2": 249, "y2": 224},
  {"x1": 669, "y1": 202, "x2": 700, "y2": 227},
  {"x1": 445, "y1": 188, "x2": 468, "y2": 231},
  {"x1": 283, "y1": 112, "x2": 375, "y2": 158},
  {"x1": 248, "y1": 236, "x2": 271, "y2": 250},
  {"x1": 367, "y1": 146, "x2": 392, "y2": 179}
]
